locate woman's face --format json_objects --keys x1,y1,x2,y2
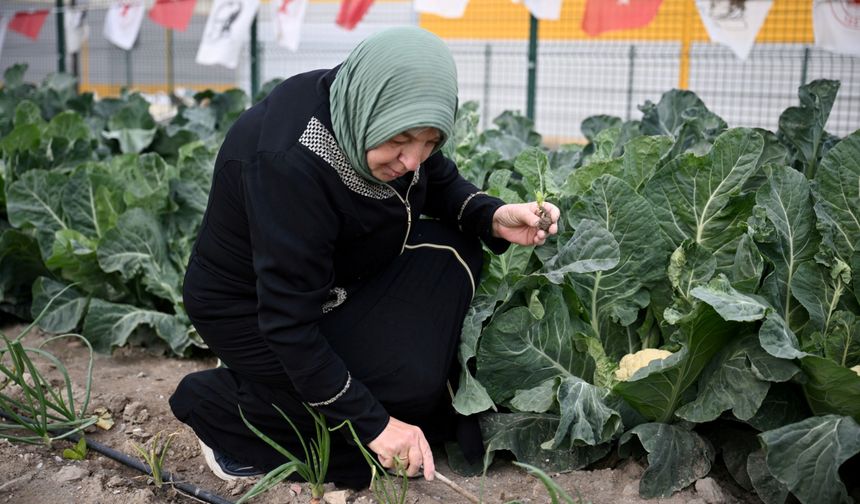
[{"x1": 365, "y1": 127, "x2": 441, "y2": 182}]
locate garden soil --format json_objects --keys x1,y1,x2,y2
[{"x1": 0, "y1": 325, "x2": 760, "y2": 504}]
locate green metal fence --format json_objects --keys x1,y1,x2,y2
[{"x1": 1, "y1": 0, "x2": 858, "y2": 140}]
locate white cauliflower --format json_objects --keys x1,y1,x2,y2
[
  {"x1": 851, "y1": 365, "x2": 860, "y2": 377},
  {"x1": 615, "y1": 348, "x2": 673, "y2": 381}
]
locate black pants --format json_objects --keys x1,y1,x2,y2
[{"x1": 170, "y1": 221, "x2": 483, "y2": 487}]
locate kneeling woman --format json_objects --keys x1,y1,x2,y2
[{"x1": 170, "y1": 26, "x2": 559, "y2": 487}]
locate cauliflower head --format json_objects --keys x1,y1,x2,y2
[
  {"x1": 615, "y1": 348, "x2": 673, "y2": 381},
  {"x1": 851, "y1": 365, "x2": 860, "y2": 377}
]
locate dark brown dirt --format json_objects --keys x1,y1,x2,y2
[{"x1": 0, "y1": 325, "x2": 759, "y2": 504}]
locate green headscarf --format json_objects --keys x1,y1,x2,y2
[{"x1": 330, "y1": 26, "x2": 458, "y2": 183}]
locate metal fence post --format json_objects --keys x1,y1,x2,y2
[
  {"x1": 800, "y1": 46, "x2": 810, "y2": 87},
  {"x1": 166, "y1": 29, "x2": 175, "y2": 95},
  {"x1": 482, "y1": 43, "x2": 492, "y2": 128},
  {"x1": 251, "y1": 15, "x2": 260, "y2": 98},
  {"x1": 526, "y1": 14, "x2": 538, "y2": 121},
  {"x1": 626, "y1": 45, "x2": 636, "y2": 121},
  {"x1": 56, "y1": 0, "x2": 66, "y2": 73}
]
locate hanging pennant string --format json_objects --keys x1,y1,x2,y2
[{"x1": 0, "y1": 0, "x2": 296, "y2": 18}]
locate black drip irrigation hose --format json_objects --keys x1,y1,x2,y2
[{"x1": 0, "y1": 410, "x2": 236, "y2": 504}]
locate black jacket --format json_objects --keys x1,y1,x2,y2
[{"x1": 183, "y1": 67, "x2": 507, "y2": 442}]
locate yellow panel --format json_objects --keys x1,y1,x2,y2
[
  {"x1": 80, "y1": 83, "x2": 237, "y2": 98},
  {"x1": 421, "y1": 0, "x2": 813, "y2": 44}
]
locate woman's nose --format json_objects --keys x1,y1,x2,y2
[{"x1": 399, "y1": 146, "x2": 421, "y2": 171}]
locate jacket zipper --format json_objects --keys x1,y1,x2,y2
[{"x1": 386, "y1": 172, "x2": 417, "y2": 254}]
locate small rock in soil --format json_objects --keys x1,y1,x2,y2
[
  {"x1": 290, "y1": 483, "x2": 303, "y2": 496},
  {"x1": 107, "y1": 475, "x2": 127, "y2": 488},
  {"x1": 323, "y1": 489, "x2": 350, "y2": 504},
  {"x1": 101, "y1": 393, "x2": 131, "y2": 414},
  {"x1": 123, "y1": 401, "x2": 150, "y2": 424},
  {"x1": 695, "y1": 477, "x2": 727, "y2": 504},
  {"x1": 54, "y1": 465, "x2": 89, "y2": 483}
]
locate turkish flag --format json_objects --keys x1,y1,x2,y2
[
  {"x1": 582, "y1": 0, "x2": 663, "y2": 36},
  {"x1": 336, "y1": 0, "x2": 373, "y2": 30},
  {"x1": 149, "y1": 0, "x2": 197, "y2": 31},
  {"x1": 9, "y1": 10, "x2": 50, "y2": 41}
]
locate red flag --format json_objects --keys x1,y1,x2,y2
[
  {"x1": 149, "y1": 0, "x2": 197, "y2": 31},
  {"x1": 336, "y1": 0, "x2": 373, "y2": 30},
  {"x1": 9, "y1": 10, "x2": 49, "y2": 40},
  {"x1": 582, "y1": 0, "x2": 663, "y2": 36}
]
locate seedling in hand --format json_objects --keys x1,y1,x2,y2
[{"x1": 533, "y1": 152, "x2": 552, "y2": 233}]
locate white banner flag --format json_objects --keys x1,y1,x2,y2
[
  {"x1": 814, "y1": 0, "x2": 860, "y2": 57},
  {"x1": 273, "y1": 0, "x2": 308, "y2": 51},
  {"x1": 196, "y1": 0, "x2": 260, "y2": 69},
  {"x1": 521, "y1": 0, "x2": 562, "y2": 21},
  {"x1": 103, "y1": 1, "x2": 144, "y2": 51},
  {"x1": 65, "y1": 7, "x2": 90, "y2": 55},
  {"x1": 0, "y1": 15, "x2": 8, "y2": 63},
  {"x1": 696, "y1": 0, "x2": 772, "y2": 60},
  {"x1": 413, "y1": 0, "x2": 469, "y2": 19}
]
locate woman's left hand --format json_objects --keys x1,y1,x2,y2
[{"x1": 492, "y1": 202, "x2": 560, "y2": 246}]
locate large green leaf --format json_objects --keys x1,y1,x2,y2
[
  {"x1": 476, "y1": 286, "x2": 594, "y2": 403},
  {"x1": 619, "y1": 135, "x2": 673, "y2": 192},
  {"x1": 61, "y1": 164, "x2": 123, "y2": 239},
  {"x1": 567, "y1": 175, "x2": 669, "y2": 358},
  {"x1": 544, "y1": 376, "x2": 621, "y2": 448},
  {"x1": 6, "y1": 169, "x2": 69, "y2": 257},
  {"x1": 82, "y1": 298, "x2": 190, "y2": 355},
  {"x1": 541, "y1": 218, "x2": 619, "y2": 283},
  {"x1": 453, "y1": 289, "x2": 506, "y2": 415},
  {"x1": 30, "y1": 277, "x2": 88, "y2": 333},
  {"x1": 613, "y1": 306, "x2": 739, "y2": 422},
  {"x1": 618, "y1": 423, "x2": 714, "y2": 499},
  {"x1": 799, "y1": 355, "x2": 860, "y2": 421},
  {"x1": 792, "y1": 259, "x2": 851, "y2": 337},
  {"x1": 812, "y1": 130, "x2": 860, "y2": 264},
  {"x1": 690, "y1": 274, "x2": 770, "y2": 322},
  {"x1": 675, "y1": 334, "x2": 798, "y2": 423},
  {"x1": 509, "y1": 378, "x2": 556, "y2": 413},
  {"x1": 668, "y1": 240, "x2": 716, "y2": 302},
  {"x1": 760, "y1": 414, "x2": 860, "y2": 504},
  {"x1": 480, "y1": 413, "x2": 610, "y2": 473},
  {"x1": 808, "y1": 311, "x2": 859, "y2": 368},
  {"x1": 758, "y1": 312, "x2": 807, "y2": 362},
  {"x1": 643, "y1": 128, "x2": 764, "y2": 270},
  {"x1": 730, "y1": 233, "x2": 765, "y2": 292},
  {"x1": 747, "y1": 449, "x2": 790, "y2": 504},
  {"x1": 113, "y1": 153, "x2": 177, "y2": 214},
  {"x1": 97, "y1": 208, "x2": 181, "y2": 304},
  {"x1": 750, "y1": 165, "x2": 819, "y2": 325},
  {"x1": 778, "y1": 79, "x2": 839, "y2": 178},
  {"x1": 101, "y1": 97, "x2": 157, "y2": 154},
  {"x1": 639, "y1": 89, "x2": 727, "y2": 157},
  {"x1": 6, "y1": 169, "x2": 68, "y2": 232}
]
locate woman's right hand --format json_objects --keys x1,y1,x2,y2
[{"x1": 367, "y1": 416, "x2": 435, "y2": 480}]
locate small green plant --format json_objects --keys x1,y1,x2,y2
[
  {"x1": 532, "y1": 149, "x2": 552, "y2": 232},
  {"x1": 330, "y1": 420, "x2": 409, "y2": 504},
  {"x1": 513, "y1": 461, "x2": 585, "y2": 504},
  {"x1": 132, "y1": 430, "x2": 178, "y2": 488},
  {"x1": 62, "y1": 436, "x2": 88, "y2": 460},
  {"x1": 238, "y1": 404, "x2": 330, "y2": 504},
  {"x1": 0, "y1": 309, "x2": 97, "y2": 446}
]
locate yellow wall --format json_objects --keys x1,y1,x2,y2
[{"x1": 420, "y1": 0, "x2": 813, "y2": 43}]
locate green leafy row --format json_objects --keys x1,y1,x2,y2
[
  {"x1": 2, "y1": 63, "x2": 858, "y2": 503},
  {"x1": 445, "y1": 81, "x2": 859, "y2": 503},
  {"x1": 0, "y1": 64, "x2": 259, "y2": 354}
]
